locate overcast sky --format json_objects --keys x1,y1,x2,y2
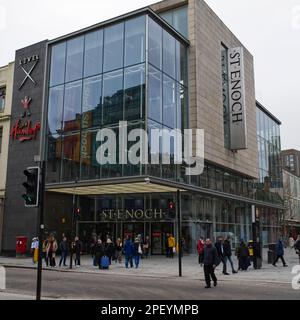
[{"x1": 1, "y1": 0, "x2": 299, "y2": 150}]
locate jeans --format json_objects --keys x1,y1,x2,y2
[
  {"x1": 133, "y1": 255, "x2": 140, "y2": 268},
  {"x1": 59, "y1": 252, "x2": 68, "y2": 266},
  {"x1": 203, "y1": 264, "x2": 217, "y2": 287},
  {"x1": 125, "y1": 255, "x2": 133, "y2": 268},
  {"x1": 224, "y1": 255, "x2": 235, "y2": 272},
  {"x1": 216, "y1": 255, "x2": 227, "y2": 273}
]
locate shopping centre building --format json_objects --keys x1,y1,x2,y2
[{"x1": 1, "y1": 0, "x2": 284, "y2": 254}]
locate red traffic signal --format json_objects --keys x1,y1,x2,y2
[
  {"x1": 75, "y1": 208, "x2": 80, "y2": 214},
  {"x1": 168, "y1": 201, "x2": 175, "y2": 210}
]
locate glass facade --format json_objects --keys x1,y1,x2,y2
[
  {"x1": 46, "y1": 13, "x2": 188, "y2": 184},
  {"x1": 256, "y1": 105, "x2": 283, "y2": 204}
]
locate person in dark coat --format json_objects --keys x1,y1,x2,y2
[
  {"x1": 105, "y1": 238, "x2": 115, "y2": 265},
  {"x1": 74, "y1": 236, "x2": 83, "y2": 267},
  {"x1": 223, "y1": 237, "x2": 237, "y2": 274},
  {"x1": 237, "y1": 240, "x2": 250, "y2": 271},
  {"x1": 215, "y1": 237, "x2": 229, "y2": 275},
  {"x1": 124, "y1": 236, "x2": 134, "y2": 268},
  {"x1": 203, "y1": 239, "x2": 218, "y2": 288},
  {"x1": 295, "y1": 235, "x2": 300, "y2": 264},
  {"x1": 94, "y1": 239, "x2": 105, "y2": 268},
  {"x1": 273, "y1": 238, "x2": 288, "y2": 267},
  {"x1": 59, "y1": 236, "x2": 69, "y2": 267}
]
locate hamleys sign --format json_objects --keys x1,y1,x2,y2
[{"x1": 10, "y1": 96, "x2": 41, "y2": 142}]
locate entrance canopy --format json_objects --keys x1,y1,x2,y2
[{"x1": 46, "y1": 176, "x2": 186, "y2": 196}]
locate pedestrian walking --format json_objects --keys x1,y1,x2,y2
[
  {"x1": 143, "y1": 236, "x2": 150, "y2": 259},
  {"x1": 42, "y1": 237, "x2": 49, "y2": 267},
  {"x1": 115, "y1": 238, "x2": 123, "y2": 263},
  {"x1": 46, "y1": 234, "x2": 58, "y2": 267},
  {"x1": 197, "y1": 237, "x2": 205, "y2": 266},
  {"x1": 237, "y1": 240, "x2": 250, "y2": 271},
  {"x1": 203, "y1": 239, "x2": 218, "y2": 289},
  {"x1": 105, "y1": 238, "x2": 115, "y2": 265},
  {"x1": 168, "y1": 234, "x2": 176, "y2": 258},
  {"x1": 273, "y1": 238, "x2": 288, "y2": 267},
  {"x1": 223, "y1": 237, "x2": 237, "y2": 274},
  {"x1": 59, "y1": 236, "x2": 69, "y2": 267},
  {"x1": 124, "y1": 236, "x2": 134, "y2": 268},
  {"x1": 74, "y1": 236, "x2": 83, "y2": 267},
  {"x1": 215, "y1": 237, "x2": 229, "y2": 275},
  {"x1": 133, "y1": 237, "x2": 143, "y2": 268}
]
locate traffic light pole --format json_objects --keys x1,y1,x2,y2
[
  {"x1": 69, "y1": 193, "x2": 76, "y2": 269},
  {"x1": 36, "y1": 161, "x2": 45, "y2": 301},
  {"x1": 177, "y1": 189, "x2": 182, "y2": 277}
]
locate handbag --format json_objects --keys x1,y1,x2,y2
[
  {"x1": 138, "y1": 245, "x2": 143, "y2": 255},
  {"x1": 173, "y1": 247, "x2": 176, "y2": 253}
]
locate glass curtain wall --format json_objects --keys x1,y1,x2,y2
[{"x1": 46, "y1": 13, "x2": 188, "y2": 184}]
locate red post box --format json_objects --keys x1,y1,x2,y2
[{"x1": 16, "y1": 236, "x2": 28, "y2": 256}]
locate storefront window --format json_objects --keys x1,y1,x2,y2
[
  {"x1": 84, "y1": 30, "x2": 103, "y2": 78},
  {"x1": 103, "y1": 23, "x2": 124, "y2": 72}
]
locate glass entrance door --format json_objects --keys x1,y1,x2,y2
[
  {"x1": 151, "y1": 222, "x2": 173, "y2": 255},
  {"x1": 122, "y1": 222, "x2": 144, "y2": 241}
]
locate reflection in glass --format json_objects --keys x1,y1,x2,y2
[
  {"x1": 82, "y1": 75, "x2": 102, "y2": 128},
  {"x1": 125, "y1": 16, "x2": 145, "y2": 67},
  {"x1": 147, "y1": 119, "x2": 161, "y2": 177},
  {"x1": 65, "y1": 36, "x2": 84, "y2": 82},
  {"x1": 124, "y1": 64, "x2": 145, "y2": 121},
  {"x1": 148, "y1": 18, "x2": 162, "y2": 70},
  {"x1": 163, "y1": 75, "x2": 176, "y2": 128},
  {"x1": 163, "y1": 30, "x2": 176, "y2": 79},
  {"x1": 63, "y1": 81, "x2": 82, "y2": 132},
  {"x1": 48, "y1": 85, "x2": 64, "y2": 135},
  {"x1": 103, "y1": 23, "x2": 124, "y2": 72},
  {"x1": 61, "y1": 133, "x2": 80, "y2": 182},
  {"x1": 50, "y1": 42, "x2": 66, "y2": 87},
  {"x1": 46, "y1": 135, "x2": 62, "y2": 183},
  {"x1": 84, "y1": 30, "x2": 103, "y2": 78},
  {"x1": 103, "y1": 69, "x2": 123, "y2": 125},
  {"x1": 148, "y1": 66, "x2": 162, "y2": 123},
  {"x1": 80, "y1": 130, "x2": 100, "y2": 180}
]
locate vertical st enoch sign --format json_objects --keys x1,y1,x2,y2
[{"x1": 228, "y1": 47, "x2": 247, "y2": 150}]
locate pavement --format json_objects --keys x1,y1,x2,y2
[{"x1": 1, "y1": 248, "x2": 299, "y2": 285}]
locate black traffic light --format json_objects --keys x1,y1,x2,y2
[
  {"x1": 22, "y1": 167, "x2": 40, "y2": 207},
  {"x1": 167, "y1": 200, "x2": 175, "y2": 219}
]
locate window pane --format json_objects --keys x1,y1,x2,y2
[
  {"x1": 124, "y1": 64, "x2": 145, "y2": 121},
  {"x1": 84, "y1": 29, "x2": 103, "y2": 78},
  {"x1": 61, "y1": 133, "x2": 80, "y2": 182},
  {"x1": 176, "y1": 41, "x2": 187, "y2": 86},
  {"x1": 148, "y1": 18, "x2": 162, "y2": 70},
  {"x1": 46, "y1": 135, "x2": 62, "y2": 183},
  {"x1": 82, "y1": 75, "x2": 102, "y2": 129},
  {"x1": 65, "y1": 36, "x2": 84, "y2": 82},
  {"x1": 125, "y1": 16, "x2": 145, "y2": 67},
  {"x1": 48, "y1": 85, "x2": 64, "y2": 135},
  {"x1": 160, "y1": 11, "x2": 173, "y2": 25},
  {"x1": 173, "y1": 6, "x2": 188, "y2": 38},
  {"x1": 63, "y1": 81, "x2": 82, "y2": 132},
  {"x1": 163, "y1": 75, "x2": 176, "y2": 128},
  {"x1": 148, "y1": 65, "x2": 162, "y2": 123},
  {"x1": 0, "y1": 87, "x2": 6, "y2": 112},
  {"x1": 103, "y1": 69, "x2": 123, "y2": 125},
  {"x1": 103, "y1": 23, "x2": 124, "y2": 72},
  {"x1": 80, "y1": 130, "x2": 100, "y2": 180},
  {"x1": 50, "y1": 42, "x2": 66, "y2": 86},
  {"x1": 163, "y1": 30, "x2": 176, "y2": 79}
]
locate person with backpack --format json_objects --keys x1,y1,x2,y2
[
  {"x1": 94, "y1": 239, "x2": 105, "y2": 268},
  {"x1": 197, "y1": 237, "x2": 205, "y2": 266}
]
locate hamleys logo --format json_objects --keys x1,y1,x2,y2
[{"x1": 10, "y1": 96, "x2": 41, "y2": 142}]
